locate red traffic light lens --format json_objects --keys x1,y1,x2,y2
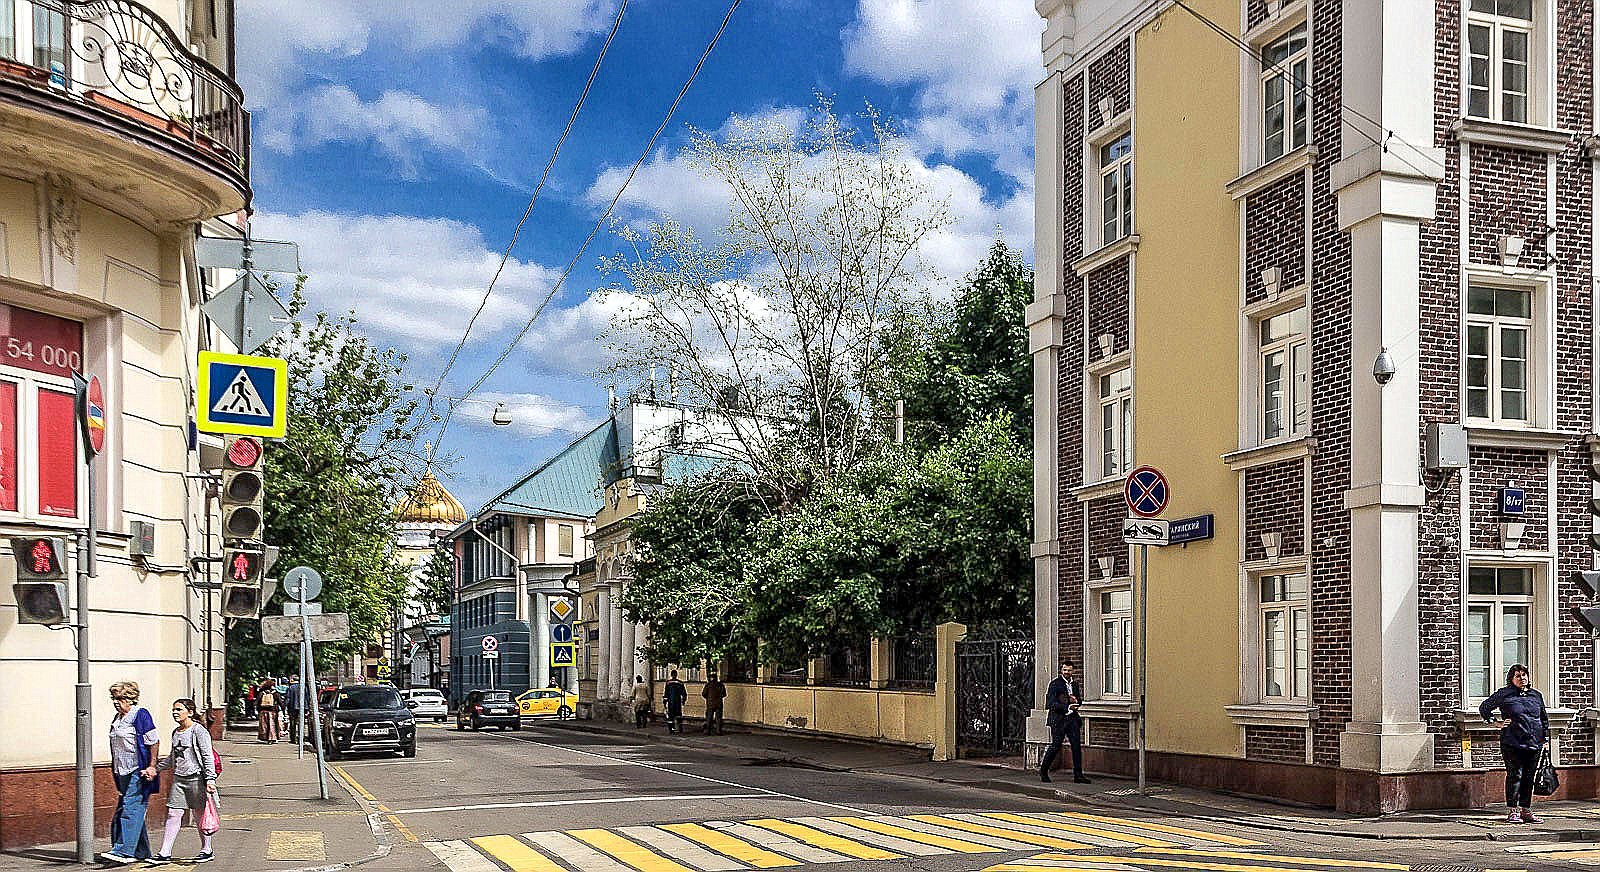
[{"x1": 227, "y1": 437, "x2": 262, "y2": 469}]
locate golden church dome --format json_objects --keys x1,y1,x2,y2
[{"x1": 398, "y1": 471, "x2": 466, "y2": 525}]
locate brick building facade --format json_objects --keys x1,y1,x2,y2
[{"x1": 1030, "y1": 0, "x2": 1600, "y2": 812}]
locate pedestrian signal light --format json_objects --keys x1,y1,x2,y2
[
  {"x1": 9, "y1": 536, "x2": 68, "y2": 625},
  {"x1": 220, "y1": 545, "x2": 264, "y2": 619},
  {"x1": 221, "y1": 436, "x2": 265, "y2": 541}
]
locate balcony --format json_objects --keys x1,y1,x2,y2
[{"x1": 0, "y1": 0, "x2": 249, "y2": 222}]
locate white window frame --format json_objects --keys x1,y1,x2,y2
[
  {"x1": 0, "y1": 363, "x2": 85, "y2": 526},
  {"x1": 1260, "y1": 22, "x2": 1309, "y2": 163},
  {"x1": 1462, "y1": 275, "x2": 1550, "y2": 428},
  {"x1": 1087, "y1": 578, "x2": 1134, "y2": 700},
  {"x1": 1464, "y1": 0, "x2": 1545, "y2": 125},
  {"x1": 1256, "y1": 306, "x2": 1309, "y2": 443},
  {"x1": 1257, "y1": 571, "x2": 1310, "y2": 702},
  {"x1": 1098, "y1": 131, "x2": 1133, "y2": 247},
  {"x1": 1462, "y1": 563, "x2": 1539, "y2": 707},
  {"x1": 1098, "y1": 586, "x2": 1133, "y2": 699},
  {"x1": 1091, "y1": 362, "x2": 1132, "y2": 482}
]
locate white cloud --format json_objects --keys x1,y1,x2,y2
[
  {"x1": 250, "y1": 210, "x2": 556, "y2": 350},
  {"x1": 454, "y1": 392, "x2": 597, "y2": 437},
  {"x1": 259, "y1": 85, "x2": 490, "y2": 176},
  {"x1": 843, "y1": 0, "x2": 1041, "y2": 178}
]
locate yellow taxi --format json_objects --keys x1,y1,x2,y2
[{"x1": 517, "y1": 687, "x2": 577, "y2": 719}]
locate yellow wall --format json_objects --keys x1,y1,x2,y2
[
  {"x1": 674, "y1": 680, "x2": 936, "y2": 748},
  {"x1": 1132, "y1": 2, "x2": 1242, "y2": 758}
]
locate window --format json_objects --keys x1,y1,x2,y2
[
  {"x1": 1465, "y1": 285, "x2": 1531, "y2": 423},
  {"x1": 1467, "y1": 0, "x2": 1533, "y2": 123},
  {"x1": 1262, "y1": 23, "x2": 1309, "y2": 161},
  {"x1": 1466, "y1": 566, "x2": 1533, "y2": 702},
  {"x1": 0, "y1": 3, "x2": 14, "y2": 60},
  {"x1": 1260, "y1": 573, "x2": 1309, "y2": 700},
  {"x1": 1097, "y1": 367, "x2": 1132, "y2": 479},
  {"x1": 1099, "y1": 587, "x2": 1133, "y2": 698},
  {"x1": 1259, "y1": 308, "x2": 1309, "y2": 441},
  {"x1": 31, "y1": 4, "x2": 66, "y2": 81},
  {"x1": 1099, "y1": 132, "x2": 1132, "y2": 246},
  {"x1": 0, "y1": 305, "x2": 83, "y2": 522},
  {"x1": 558, "y1": 524, "x2": 574, "y2": 558}
]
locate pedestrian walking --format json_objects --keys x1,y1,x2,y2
[
  {"x1": 256, "y1": 678, "x2": 279, "y2": 743},
  {"x1": 1480, "y1": 663, "x2": 1550, "y2": 823},
  {"x1": 101, "y1": 681, "x2": 160, "y2": 865},
  {"x1": 701, "y1": 672, "x2": 726, "y2": 735},
  {"x1": 154, "y1": 699, "x2": 218, "y2": 864},
  {"x1": 663, "y1": 670, "x2": 687, "y2": 734},
  {"x1": 1039, "y1": 660, "x2": 1090, "y2": 784},
  {"x1": 630, "y1": 675, "x2": 652, "y2": 728},
  {"x1": 242, "y1": 681, "x2": 256, "y2": 721},
  {"x1": 284, "y1": 676, "x2": 302, "y2": 745}
]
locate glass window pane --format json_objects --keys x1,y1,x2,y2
[
  {"x1": 1105, "y1": 588, "x2": 1132, "y2": 612},
  {"x1": 1291, "y1": 60, "x2": 1308, "y2": 150},
  {"x1": 0, "y1": 5, "x2": 12, "y2": 61},
  {"x1": 1467, "y1": 285, "x2": 1496, "y2": 315},
  {"x1": 1468, "y1": 568, "x2": 1497, "y2": 595},
  {"x1": 1263, "y1": 350, "x2": 1285, "y2": 439},
  {"x1": 1503, "y1": 92, "x2": 1528, "y2": 124},
  {"x1": 1469, "y1": 88, "x2": 1490, "y2": 119},
  {"x1": 1285, "y1": 573, "x2": 1308, "y2": 600},
  {"x1": 1497, "y1": 288, "x2": 1531, "y2": 318},
  {"x1": 1292, "y1": 341, "x2": 1310, "y2": 434},
  {"x1": 1264, "y1": 610, "x2": 1286, "y2": 698},
  {"x1": 1500, "y1": 0, "x2": 1533, "y2": 18},
  {"x1": 1502, "y1": 28, "x2": 1528, "y2": 62},
  {"x1": 1470, "y1": 0, "x2": 1496, "y2": 12},
  {"x1": 1497, "y1": 567, "x2": 1530, "y2": 596},
  {"x1": 1102, "y1": 403, "x2": 1117, "y2": 477},
  {"x1": 32, "y1": 7, "x2": 65, "y2": 79},
  {"x1": 1121, "y1": 396, "x2": 1133, "y2": 469},
  {"x1": 1292, "y1": 609, "x2": 1310, "y2": 699},
  {"x1": 1503, "y1": 606, "x2": 1529, "y2": 671},
  {"x1": 1103, "y1": 623, "x2": 1117, "y2": 694},
  {"x1": 1121, "y1": 163, "x2": 1133, "y2": 236}
]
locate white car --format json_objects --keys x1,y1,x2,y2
[{"x1": 400, "y1": 688, "x2": 448, "y2": 722}]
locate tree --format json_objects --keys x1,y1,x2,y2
[
  {"x1": 415, "y1": 547, "x2": 456, "y2": 618},
  {"x1": 226, "y1": 288, "x2": 426, "y2": 689},
  {"x1": 601, "y1": 99, "x2": 950, "y2": 506}
]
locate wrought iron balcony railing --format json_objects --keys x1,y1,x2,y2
[{"x1": 0, "y1": 0, "x2": 247, "y2": 173}]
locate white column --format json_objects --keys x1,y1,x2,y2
[
  {"x1": 1333, "y1": 0, "x2": 1444, "y2": 775},
  {"x1": 632, "y1": 621, "x2": 650, "y2": 689},
  {"x1": 608, "y1": 584, "x2": 625, "y2": 701},
  {"x1": 621, "y1": 612, "x2": 638, "y2": 695},
  {"x1": 596, "y1": 586, "x2": 613, "y2": 700},
  {"x1": 534, "y1": 591, "x2": 549, "y2": 689}
]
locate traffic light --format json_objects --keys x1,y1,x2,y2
[
  {"x1": 220, "y1": 544, "x2": 264, "y2": 618},
  {"x1": 10, "y1": 537, "x2": 68, "y2": 625},
  {"x1": 221, "y1": 436, "x2": 264, "y2": 541}
]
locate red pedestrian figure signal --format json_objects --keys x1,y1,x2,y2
[
  {"x1": 231, "y1": 551, "x2": 254, "y2": 581},
  {"x1": 30, "y1": 539, "x2": 54, "y2": 574}
]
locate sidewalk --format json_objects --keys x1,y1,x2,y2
[
  {"x1": 0, "y1": 728, "x2": 383, "y2": 871},
  {"x1": 550, "y1": 717, "x2": 1600, "y2": 844}
]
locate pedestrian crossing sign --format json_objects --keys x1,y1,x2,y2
[
  {"x1": 550, "y1": 642, "x2": 576, "y2": 667},
  {"x1": 197, "y1": 350, "x2": 288, "y2": 438}
]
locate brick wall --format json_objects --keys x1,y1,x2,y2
[
  {"x1": 1307, "y1": 0, "x2": 1353, "y2": 768},
  {"x1": 1466, "y1": 144, "x2": 1548, "y2": 268},
  {"x1": 1245, "y1": 725, "x2": 1307, "y2": 764},
  {"x1": 1089, "y1": 717, "x2": 1129, "y2": 748},
  {"x1": 1058, "y1": 72, "x2": 1088, "y2": 671},
  {"x1": 1086, "y1": 39, "x2": 1130, "y2": 130},
  {"x1": 1243, "y1": 459, "x2": 1307, "y2": 562},
  {"x1": 1467, "y1": 447, "x2": 1548, "y2": 551},
  {"x1": 1246, "y1": 0, "x2": 1269, "y2": 31},
  {"x1": 1086, "y1": 259, "x2": 1130, "y2": 362},
  {"x1": 1244, "y1": 172, "x2": 1308, "y2": 305},
  {"x1": 1088, "y1": 497, "x2": 1130, "y2": 580}
]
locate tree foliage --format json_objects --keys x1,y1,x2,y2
[
  {"x1": 415, "y1": 547, "x2": 456, "y2": 618},
  {"x1": 226, "y1": 289, "x2": 424, "y2": 691}
]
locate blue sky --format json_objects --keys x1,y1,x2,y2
[{"x1": 237, "y1": 0, "x2": 1041, "y2": 511}]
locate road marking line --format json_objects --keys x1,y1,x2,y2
[
  {"x1": 1507, "y1": 842, "x2": 1600, "y2": 852},
  {"x1": 1045, "y1": 813, "x2": 1261, "y2": 847},
  {"x1": 337, "y1": 758, "x2": 456, "y2": 766},
  {"x1": 880, "y1": 815, "x2": 1040, "y2": 850},
  {"x1": 977, "y1": 812, "x2": 1177, "y2": 848},
  {"x1": 798, "y1": 816, "x2": 963, "y2": 856},
  {"x1": 910, "y1": 814, "x2": 1091, "y2": 850},
  {"x1": 709, "y1": 821, "x2": 849, "y2": 865},
  {"x1": 265, "y1": 830, "x2": 327, "y2": 862},
  {"x1": 660, "y1": 822, "x2": 798, "y2": 868},
  {"x1": 471, "y1": 834, "x2": 567, "y2": 872},
  {"x1": 220, "y1": 809, "x2": 366, "y2": 821},
  {"x1": 1130, "y1": 848, "x2": 1408, "y2": 869},
  {"x1": 493, "y1": 727, "x2": 868, "y2": 814},
  {"x1": 571, "y1": 828, "x2": 700, "y2": 872},
  {"x1": 392, "y1": 792, "x2": 772, "y2": 814},
  {"x1": 427, "y1": 839, "x2": 504, "y2": 872},
  {"x1": 329, "y1": 764, "x2": 377, "y2": 802},
  {"x1": 617, "y1": 825, "x2": 751, "y2": 871},
  {"x1": 743, "y1": 818, "x2": 900, "y2": 861},
  {"x1": 1075, "y1": 854, "x2": 1402, "y2": 872},
  {"x1": 527, "y1": 830, "x2": 638, "y2": 872}
]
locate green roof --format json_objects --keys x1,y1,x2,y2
[{"x1": 476, "y1": 421, "x2": 614, "y2": 519}]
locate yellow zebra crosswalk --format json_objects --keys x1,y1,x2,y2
[
  {"x1": 423, "y1": 810, "x2": 1258, "y2": 871},
  {"x1": 979, "y1": 846, "x2": 1518, "y2": 871}
]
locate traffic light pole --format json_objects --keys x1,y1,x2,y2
[
  {"x1": 74, "y1": 456, "x2": 97, "y2": 863},
  {"x1": 301, "y1": 587, "x2": 329, "y2": 800}
]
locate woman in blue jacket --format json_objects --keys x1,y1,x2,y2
[
  {"x1": 103, "y1": 681, "x2": 160, "y2": 864},
  {"x1": 1479, "y1": 663, "x2": 1549, "y2": 823}
]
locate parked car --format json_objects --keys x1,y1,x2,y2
[
  {"x1": 321, "y1": 685, "x2": 416, "y2": 760},
  {"x1": 516, "y1": 687, "x2": 577, "y2": 719},
  {"x1": 400, "y1": 688, "x2": 448, "y2": 722},
  {"x1": 456, "y1": 689, "x2": 520, "y2": 731}
]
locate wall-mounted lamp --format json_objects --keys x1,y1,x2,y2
[
  {"x1": 1260, "y1": 266, "x2": 1282, "y2": 301},
  {"x1": 1260, "y1": 531, "x2": 1282, "y2": 560},
  {"x1": 1096, "y1": 556, "x2": 1115, "y2": 580},
  {"x1": 1097, "y1": 96, "x2": 1115, "y2": 123},
  {"x1": 1499, "y1": 235, "x2": 1525, "y2": 268},
  {"x1": 1501, "y1": 521, "x2": 1526, "y2": 552},
  {"x1": 1096, "y1": 333, "x2": 1116, "y2": 358}
]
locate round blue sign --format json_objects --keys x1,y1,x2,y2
[
  {"x1": 1124, "y1": 466, "x2": 1170, "y2": 518},
  {"x1": 550, "y1": 624, "x2": 574, "y2": 644}
]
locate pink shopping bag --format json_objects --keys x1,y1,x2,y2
[{"x1": 198, "y1": 796, "x2": 220, "y2": 836}]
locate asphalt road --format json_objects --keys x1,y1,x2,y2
[{"x1": 313, "y1": 720, "x2": 1563, "y2": 872}]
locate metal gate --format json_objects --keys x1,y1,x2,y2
[{"x1": 955, "y1": 639, "x2": 1034, "y2": 756}]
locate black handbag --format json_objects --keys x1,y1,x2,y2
[{"x1": 1533, "y1": 746, "x2": 1560, "y2": 796}]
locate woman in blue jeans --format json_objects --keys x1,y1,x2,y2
[
  {"x1": 1479, "y1": 663, "x2": 1550, "y2": 824},
  {"x1": 102, "y1": 681, "x2": 160, "y2": 864}
]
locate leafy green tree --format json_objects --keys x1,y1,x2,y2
[
  {"x1": 415, "y1": 547, "x2": 456, "y2": 617},
  {"x1": 226, "y1": 290, "x2": 425, "y2": 690}
]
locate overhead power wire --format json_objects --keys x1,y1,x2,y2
[
  {"x1": 423, "y1": 0, "x2": 631, "y2": 427},
  {"x1": 1168, "y1": 0, "x2": 1447, "y2": 180},
  {"x1": 432, "y1": 0, "x2": 746, "y2": 449}
]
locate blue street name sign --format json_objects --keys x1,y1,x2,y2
[
  {"x1": 1500, "y1": 487, "x2": 1526, "y2": 516},
  {"x1": 1167, "y1": 514, "x2": 1215, "y2": 545}
]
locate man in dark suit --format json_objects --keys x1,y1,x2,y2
[{"x1": 1040, "y1": 660, "x2": 1090, "y2": 784}]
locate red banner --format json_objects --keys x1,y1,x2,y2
[
  {"x1": 37, "y1": 388, "x2": 76, "y2": 518},
  {"x1": 0, "y1": 305, "x2": 82, "y2": 378},
  {"x1": 0, "y1": 381, "x2": 15, "y2": 512}
]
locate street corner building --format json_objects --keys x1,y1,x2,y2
[
  {"x1": 0, "y1": 0, "x2": 247, "y2": 849},
  {"x1": 1028, "y1": 0, "x2": 1599, "y2": 813}
]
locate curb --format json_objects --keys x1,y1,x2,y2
[{"x1": 216, "y1": 744, "x2": 393, "y2": 872}]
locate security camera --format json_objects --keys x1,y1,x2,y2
[{"x1": 1372, "y1": 348, "x2": 1395, "y2": 386}]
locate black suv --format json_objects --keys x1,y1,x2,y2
[
  {"x1": 456, "y1": 688, "x2": 520, "y2": 731},
  {"x1": 322, "y1": 685, "x2": 416, "y2": 760}
]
